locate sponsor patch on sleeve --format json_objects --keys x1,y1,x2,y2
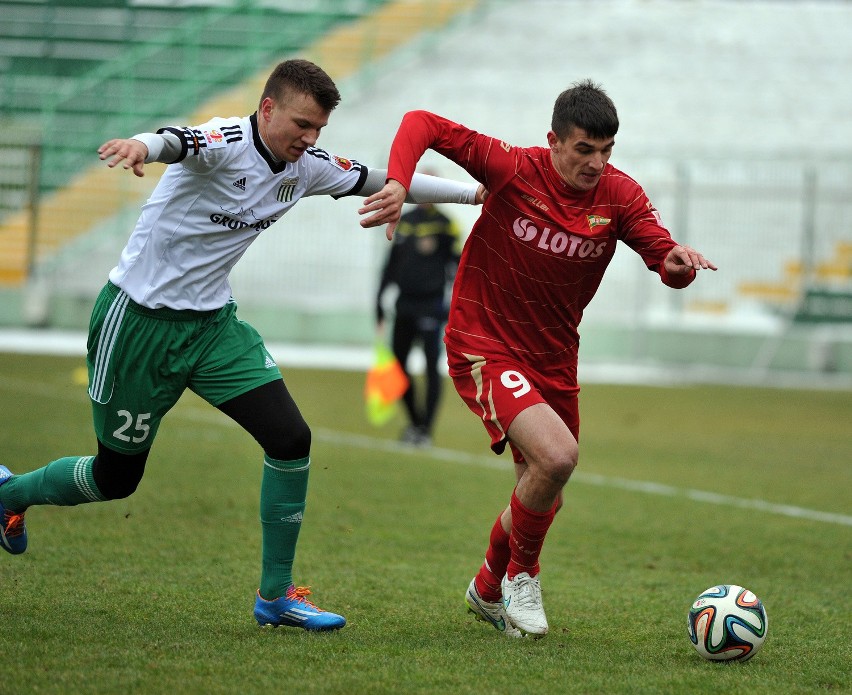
[
  {"x1": 203, "y1": 129, "x2": 227, "y2": 149},
  {"x1": 331, "y1": 155, "x2": 354, "y2": 171},
  {"x1": 646, "y1": 201, "x2": 663, "y2": 225}
]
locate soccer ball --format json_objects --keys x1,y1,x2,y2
[{"x1": 687, "y1": 585, "x2": 768, "y2": 662}]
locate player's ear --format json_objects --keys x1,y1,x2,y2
[
  {"x1": 259, "y1": 97, "x2": 275, "y2": 120},
  {"x1": 546, "y1": 131, "x2": 559, "y2": 150}
]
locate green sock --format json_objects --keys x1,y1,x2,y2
[
  {"x1": 0, "y1": 456, "x2": 105, "y2": 512},
  {"x1": 259, "y1": 455, "x2": 310, "y2": 600}
]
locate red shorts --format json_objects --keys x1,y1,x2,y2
[{"x1": 446, "y1": 345, "x2": 580, "y2": 463}]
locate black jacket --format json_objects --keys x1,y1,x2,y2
[{"x1": 376, "y1": 204, "x2": 461, "y2": 322}]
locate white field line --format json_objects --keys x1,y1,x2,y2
[
  {"x1": 310, "y1": 427, "x2": 852, "y2": 527},
  {"x1": 169, "y1": 407, "x2": 852, "y2": 528},
  {"x1": 2, "y1": 373, "x2": 850, "y2": 528}
]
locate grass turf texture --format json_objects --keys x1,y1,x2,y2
[{"x1": 1, "y1": 353, "x2": 849, "y2": 694}]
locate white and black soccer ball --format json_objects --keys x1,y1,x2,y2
[{"x1": 687, "y1": 585, "x2": 768, "y2": 662}]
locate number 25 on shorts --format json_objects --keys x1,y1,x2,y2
[{"x1": 112, "y1": 410, "x2": 152, "y2": 444}]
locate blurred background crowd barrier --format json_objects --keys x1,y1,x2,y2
[{"x1": 1, "y1": 0, "x2": 850, "y2": 386}]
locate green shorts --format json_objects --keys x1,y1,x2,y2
[{"x1": 87, "y1": 282, "x2": 282, "y2": 454}]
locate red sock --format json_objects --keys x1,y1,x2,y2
[
  {"x1": 506, "y1": 489, "x2": 557, "y2": 580},
  {"x1": 474, "y1": 512, "x2": 511, "y2": 602}
]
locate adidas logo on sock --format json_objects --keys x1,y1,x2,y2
[
  {"x1": 232, "y1": 177, "x2": 247, "y2": 191},
  {"x1": 280, "y1": 512, "x2": 303, "y2": 523}
]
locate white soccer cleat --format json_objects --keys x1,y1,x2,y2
[
  {"x1": 465, "y1": 578, "x2": 522, "y2": 638},
  {"x1": 502, "y1": 572, "x2": 548, "y2": 637}
]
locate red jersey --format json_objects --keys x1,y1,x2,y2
[{"x1": 387, "y1": 110, "x2": 688, "y2": 370}]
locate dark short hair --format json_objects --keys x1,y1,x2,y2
[
  {"x1": 551, "y1": 79, "x2": 619, "y2": 140},
  {"x1": 260, "y1": 59, "x2": 341, "y2": 112}
]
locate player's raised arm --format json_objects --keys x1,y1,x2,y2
[{"x1": 359, "y1": 110, "x2": 450, "y2": 239}]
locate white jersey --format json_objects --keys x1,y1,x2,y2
[{"x1": 109, "y1": 113, "x2": 369, "y2": 310}]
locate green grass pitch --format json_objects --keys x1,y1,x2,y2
[{"x1": 1, "y1": 352, "x2": 849, "y2": 694}]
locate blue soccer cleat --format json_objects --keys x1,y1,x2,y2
[
  {"x1": 0, "y1": 466, "x2": 27, "y2": 555},
  {"x1": 254, "y1": 585, "x2": 346, "y2": 631}
]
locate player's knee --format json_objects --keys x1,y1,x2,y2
[
  {"x1": 264, "y1": 420, "x2": 312, "y2": 461},
  {"x1": 543, "y1": 443, "x2": 578, "y2": 488},
  {"x1": 562, "y1": 442, "x2": 579, "y2": 480},
  {"x1": 550, "y1": 461, "x2": 574, "y2": 489},
  {"x1": 92, "y1": 446, "x2": 148, "y2": 500}
]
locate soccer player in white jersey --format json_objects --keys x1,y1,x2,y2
[{"x1": 0, "y1": 59, "x2": 484, "y2": 631}]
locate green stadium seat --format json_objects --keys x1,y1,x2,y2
[
  {"x1": 0, "y1": 0, "x2": 395, "y2": 285},
  {"x1": 0, "y1": 0, "x2": 390, "y2": 202}
]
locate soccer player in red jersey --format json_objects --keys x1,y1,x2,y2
[{"x1": 362, "y1": 79, "x2": 717, "y2": 637}]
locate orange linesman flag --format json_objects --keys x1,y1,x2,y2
[{"x1": 364, "y1": 343, "x2": 409, "y2": 426}]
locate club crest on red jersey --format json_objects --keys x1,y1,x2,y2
[{"x1": 587, "y1": 214, "x2": 611, "y2": 229}]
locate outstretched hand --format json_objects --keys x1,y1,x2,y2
[
  {"x1": 98, "y1": 138, "x2": 148, "y2": 177},
  {"x1": 359, "y1": 179, "x2": 489, "y2": 240},
  {"x1": 359, "y1": 179, "x2": 407, "y2": 240},
  {"x1": 664, "y1": 244, "x2": 718, "y2": 275}
]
